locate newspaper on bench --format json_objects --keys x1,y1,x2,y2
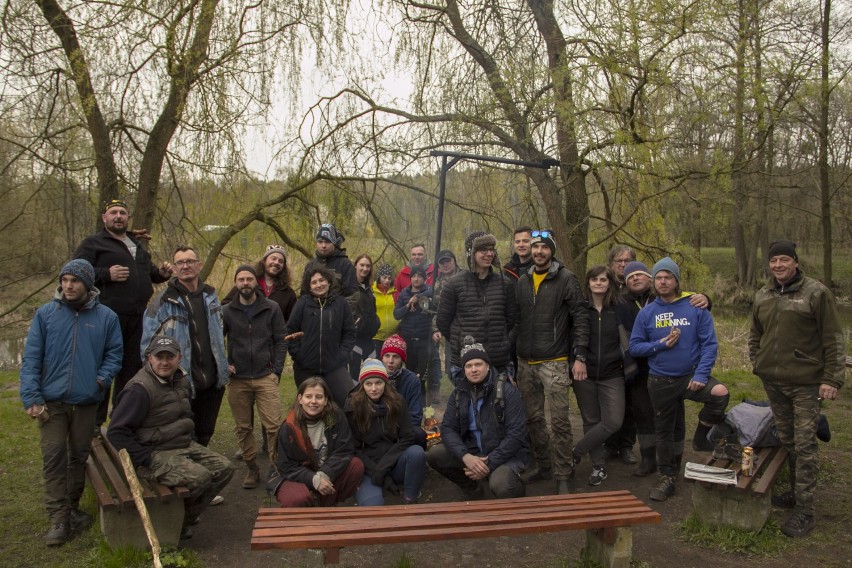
[{"x1": 684, "y1": 462, "x2": 738, "y2": 485}]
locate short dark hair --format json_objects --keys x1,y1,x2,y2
[
  {"x1": 513, "y1": 226, "x2": 533, "y2": 237},
  {"x1": 173, "y1": 245, "x2": 198, "y2": 258}
]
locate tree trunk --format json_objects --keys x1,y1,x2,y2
[{"x1": 819, "y1": 0, "x2": 833, "y2": 286}]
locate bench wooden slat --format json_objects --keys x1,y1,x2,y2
[
  {"x1": 252, "y1": 510, "x2": 660, "y2": 550},
  {"x1": 750, "y1": 446, "x2": 788, "y2": 495},
  {"x1": 255, "y1": 490, "x2": 639, "y2": 521},
  {"x1": 90, "y1": 437, "x2": 136, "y2": 505},
  {"x1": 84, "y1": 454, "x2": 119, "y2": 510}
]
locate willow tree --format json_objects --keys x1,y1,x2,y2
[{"x1": 0, "y1": 0, "x2": 320, "y2": 230}]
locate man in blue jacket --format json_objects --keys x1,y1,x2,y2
[
  {"x1": 20, "y1": 259, "x2": 123, "y2": 546},
  {"x1": 629, "y1": 257, "x2": 729, "y2": 502}
]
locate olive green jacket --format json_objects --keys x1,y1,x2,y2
[{"x1": 749, "y1": 272, "x2": 845, "y2": 389}]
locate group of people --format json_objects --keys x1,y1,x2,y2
[{"x1": 19, "y1": 198, "x2": 845, "y2": 548}]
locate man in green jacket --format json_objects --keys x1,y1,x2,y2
[{"x1": 749, "y1": 240, "x2": 845, "y2": 538}]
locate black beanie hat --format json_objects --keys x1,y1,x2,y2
[
  {"x1": 234, "y1": 264, "x2": 258, "y2": 281},
  {"x1": 460, "y1": 335, "x2": 490, "y2": 366},
  {"x1": 767, "y1": 240, "x2": 798, "y2": 261}
]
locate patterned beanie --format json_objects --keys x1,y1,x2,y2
[
  {"x1": 460, "y1": 335, "x2": 490, "y2": 366},
  {"x1": 316, "y1": 223, "x2": 345, "y2": 248},
  {"x1": 359, "y1": 358, "x2": 388, "y2": 382},
  {"x1": 376, "y1": 263, "x2": 393, "y2": 281},
  {"x1": 381, "y1": 334, "x2": 407, "y2": 363},
  {"x1": 262, "y1": 244, "x2": 287, "y2": 263},
  {"x1": 59, "y1": 259, "x2": 95, "y2": 291}
]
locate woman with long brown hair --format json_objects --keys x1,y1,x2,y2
[
  {"x1": 268, "y1": 377, "x2": 364, "y2": 507},
  {"x1": 344, "y1": 359, "x2": 426, "y2": 505}
]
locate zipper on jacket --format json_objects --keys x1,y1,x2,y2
[{"x1": 65, "y1": 309, "x2": 81, "y2": 400}]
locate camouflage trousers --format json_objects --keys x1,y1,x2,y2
[
  {"x1": 517, "y1": 360, "x2": 573, "y2": 479},
  {"x1": 139, "y1": 441, "x2": 234, "y2": 521},
  {"x1": 762, "y1": 381, "x2": 820, "y2": 515}
]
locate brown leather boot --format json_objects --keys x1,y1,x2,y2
[{"x1": 242, "y1": 459, "x2": 260, "y2": 489}]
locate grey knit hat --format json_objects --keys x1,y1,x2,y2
[
  {"x1": 652, "y1": 257, "x2": 680, "y2": 282},
  {"x1": 59, "y1": 259, "x2": 95, "y2": 291}
]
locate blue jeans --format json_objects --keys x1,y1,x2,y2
[{"x1": 355, "y1": 445, "x2": 426, "y2": 505}]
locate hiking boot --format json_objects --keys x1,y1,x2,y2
[
  {"x1": 556, "y1": 478, "x2": 572, "y2": 495},
  {"x1": 242, "y1": 460, "x2": 260, "y2": 489},
  {"x1": 780, "y1": 512, "x2": 815, "y2": 538},
  {"x1": 69, "y1": 508, "x2": 93, "y2": 532},
  {"x1": 45, "y1": 520, "x2": 70, "y2": 546},
  {"x1": 692, "y1": 423, "x2": 714, "y2": 452},
  {"x1": 588, "y1": 466, "x2": 607, "y2": 486},
  {"x1": 633, "y1": 448, "x2": 657, "y2": 478},
  {"x1": 520, "y1": 463, "x2": 552, "y2": 483},
  {"x1": 649, "y1": 475, "x2": 676, "y2": 502},
  {"x1": 772, "y1": 491, "x2": 796, "y2": 509},
  {"x1": 620, "y1": 448, "x2": 638, "y2": 465}
]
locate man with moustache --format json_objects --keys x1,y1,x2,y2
[
  {"x1": 222, "y1": 265, "x2": 287, "y2": 489},
  {"x1": 749, "y1": 240, "x2": 845, "y2": 538},
  {"x1": 142, "y1": 246, "x2": 229, "y2": 450},
  {"x1": 394, "y1": 243, "x2": 435, "y2": 297},
  {"x1": 108, "y1": 335, "x2": 234, "y2": 541},
  {"x1": 513, "y1": 231, "x2": 589, "y2": 494},
  {"x1": 74, "y1": 199, "x2": 172, "y2": 426},
  {"x1": 20, "y1": 259, "x2": 123, "y2": 545}
]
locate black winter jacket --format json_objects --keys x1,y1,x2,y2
[
  {"x1": 286, "y1": 293, "x2": 356, "y2": 374},
  {"x1": 585, "y1": 303, "x2": 624, "y2": 381},
  {"x1": 223, "y1": 294, "x2": 288, "y2": 378},
  {"x1": 74, "y1": 229, "x2": 169, "y2": 315},
  {"x1": 435, "y1": 270, "x2": 516, "y2": 368},
  {"x1": 304, "y1": 249, "x2": 358, "y2": 297},
  {"x1": 514, "y1": 262, "x2": 589, "y2": 362},
  {"x1": 222, "y1": 283, "x2": 297, "y2": 322},
  {"x1": 352, "y1": 282, "x2": 381, "y2": 343},
  {"x1": 441, "y1": 369, "x2": 530, "y2": 471},
  {"x1": 344, "y1": 396, "x2": 414, "y2": 482},
  {"x1": 394, "y1": 285, "x2": 434, "y2": 340}
]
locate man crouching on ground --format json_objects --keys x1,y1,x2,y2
[
  {"x1": 426, "y1": 337, "x2": 530, "y2": 499},
  {"x1": 108, "y1": 335, "x2": 234, "y2": 541}
]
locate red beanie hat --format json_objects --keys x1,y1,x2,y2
[{"x1": 381, "y1": 334, "x2": 407, "y2": 363}]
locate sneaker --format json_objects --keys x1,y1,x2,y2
[
  {"x1": 620, "y1": 448, "x2": 638, "y2": 465},
  {"x1": 780, "y1": 512, "x2": 815, "y2": 538},
  {"x1": 69, "y1": 508, "x2": 93, "y2": 532},
  {"x1": 772, "y1": 491, "x2": 796, "y2": 509},
  {"x1": 44, "y1": 521, "x2": 70, "y2": 546},
  {"x1": 588, "y1": 466, "x2": 607, "y2": 486},
  {"x1": 649, "y1": 475, "x2": 676, "y2": 502},
  {"x1": 209, "y1": 495, "x2": 224, "y2": 506}
]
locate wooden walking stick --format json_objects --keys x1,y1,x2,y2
[{"x1": 119, "y1": 449, "x2": 163, "y2": 568}]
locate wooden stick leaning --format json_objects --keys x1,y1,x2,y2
[{"x1": 119, "y1": 448, "x2": 163, "y2": 568}]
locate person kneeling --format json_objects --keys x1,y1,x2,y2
[
  {"x1": 346, "y1": 359, "x2": 426, "y2": 505},
  {"x1": 268, "y1": 377, "x2": 364, "y2": 507},
  {"x1": 427, "y1": 338, "x2": 530, "y2": 499},
  {"x1": 108, "y1": 335, "x2": 234, "y2": 541}
]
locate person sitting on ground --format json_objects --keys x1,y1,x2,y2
[
  {"x1": 345, "y1": 359, "x2": 426, "y2": 505},
  {"x1": 380, "y1": 334, "x2": 427, "y2": 448},
  {"x1": 426, "y1": 338, "x2": 530, "y2": 499},
  {"x1": 108, "y1": 335, "x2": 234, "y2": 541},
  {"x1": 268, "y1": 377, "x2": 364, "y2": 507}
]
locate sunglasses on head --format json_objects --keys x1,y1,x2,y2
[{"x1": 531, "y1": 230, "x2": 552, "y2": 238}]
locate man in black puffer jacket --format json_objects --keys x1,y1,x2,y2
[
  {"x1": 436, "y1": 231, "x2": 516, "y2": 385},
  {"x1": 513, "y1": 232, "x2": 589, "y2": 494}
]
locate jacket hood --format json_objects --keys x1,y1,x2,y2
[{"x1": 53, "y1": 286, "x2": 101, "y2": 309}]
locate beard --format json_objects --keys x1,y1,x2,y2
[
  {"x1": 107, "y1": 222, "x2": 127, "y2": 235},
  {"x1": 239, "y1": 286, "x2": 256, "y2": 300}
]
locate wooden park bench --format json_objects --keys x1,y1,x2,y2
[
  {"x1": 252, "y1": 490, "x2": 661, "y2": 568},
  {"x1": 85, "y1": 429, "x2": 189, "y2": 548},
  {"x1": 688, "y1": 445, "x2": 788, "y2": 531}
]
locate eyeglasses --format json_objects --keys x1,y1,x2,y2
[
  {"x1": 174, "y1": 259, "x2": 199, "y2": 267},
  {"x1": 476, "y1": 247, "x2": 496, "y2": 254},
  {"x1": 531, "y1": 230, "x2": 552, "y2": 238},
  {"x1": 614, "y1": 259, "x2": 632, "y2": 264}
]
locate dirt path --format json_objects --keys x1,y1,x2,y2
[{"x1": 188, "y1": 435, "x2": 852, "y2": 568}]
